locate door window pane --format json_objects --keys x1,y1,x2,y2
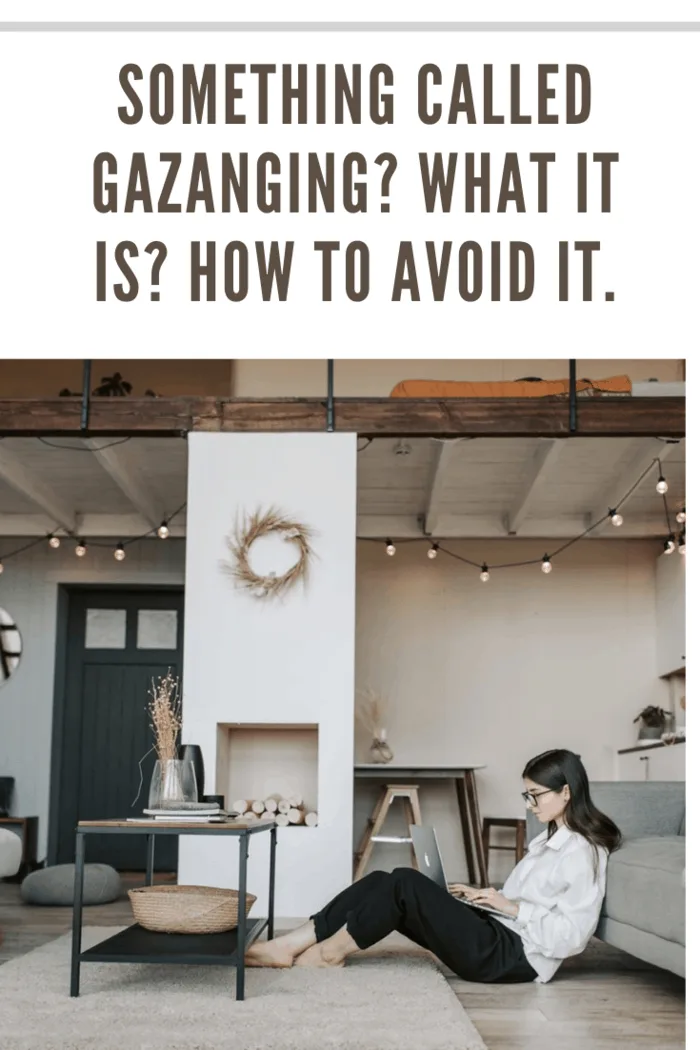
[
  {"x1": 85, "y1": 609, "x2": 126, "y2": 649},
  {"x1": 137, "y1": 610, "x2": 178, "y2": 650}
]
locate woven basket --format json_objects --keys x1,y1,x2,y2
[{"x1": 128, "y1": 885, "x2": 256, "y2": 934}]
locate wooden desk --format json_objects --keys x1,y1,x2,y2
[
  {"x1": 354, "y1": 765, "x2": 488, "y2": 887},
  {"x1": 0, "y1": 816, "x2": 39, "y2": 880}
]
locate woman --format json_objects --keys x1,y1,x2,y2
[{"x1": 246, "y1": 749, "x2": 622, "y2": 983}]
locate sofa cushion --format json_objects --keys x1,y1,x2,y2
[
  {"x1": 527, "y1": 782, "x2": 686, "y2": 843},
  {"x1": 602, "y1": 837, "x2": 685, "y2": 946},
  {"x1": 20, "y1": 863, "x2": 122, "y2": 906}
]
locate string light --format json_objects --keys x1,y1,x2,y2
[
  {"x1": 0, "y1": 453, "x2": 685, "y2": 580},
  {"x1": 0, "y1": 561, "x2": 3, "y2": 575}
]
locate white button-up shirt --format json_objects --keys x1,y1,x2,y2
[{"x1": 494, "y1": 825, "x2": 608, "y2": 983}]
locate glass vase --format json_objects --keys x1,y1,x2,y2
[
  {"x1": 148, "y1": 759, "x2": 197, "y2": 810},
  {"x1": 369, "y1": 728, "x2": 394, "y2": 764}
]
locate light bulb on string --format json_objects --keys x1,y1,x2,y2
[
  {"x1": 427, "y1": 544, "x2": 438, "y2": 560},
  {"x1": 0, "y1": 561, "x2": 4, "y2": 575},
  {"x1": 48, "y1": 535, "x2": 61, "y2": 549},
  {"x1": 541, "y1": 555, "x2": 553, "y2": 574},
  {"x1": 480, "y1": 564, "x2": 490, "y2": 583},
  {"x1": 656, "y1": 476, "x2": 669, "y2": 495},
  {"x1": 157, "y1": 521, "x2": 170, "y2": 539},
  {"x1": 676, "y1": 509, "x2": 686, "y2": 525},
  {"x1": 663, "y1": 536, "x2": 675, "y2": 555},
  {"x1": 75, "y1": 540, "x2": 87, "y2": 558},
  {"x1": 609, "y1": 509, "x2": 624, "y2": 528},
  {"x1": 385, "y1": 540, "x2": 396, "y2": 557},
  {"x1": 678, "y1": 532, "x2": 686, "y2": 554},
  {"x1": 114, "y1": 543, "x2": 126, "y2": 562}
]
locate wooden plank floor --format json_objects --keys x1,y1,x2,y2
[{"x1": 0, "y1": 876, "x2": 685, "y2": 1049}]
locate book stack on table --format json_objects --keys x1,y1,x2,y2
[{"x1": 127, "y1": 802, "x2": 230, "y2": 823}]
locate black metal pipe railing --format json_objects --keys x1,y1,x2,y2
[
  {"x1": 80, "y1": 360, "x2": 92, "y2": 431},
  {"x1": 569, "y1": 359, "x2": 577, "y2": 433},
  {"x1": 326, "y1": 359, "x2": 335, "y2": 432}
]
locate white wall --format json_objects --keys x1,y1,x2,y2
[
  {"x1": 0, "y1": 519, "x2": 670, "y2": 897},
  {"x1": 234, "y1": 358, "x2": 683, "y2": 397},
  {"x1": 0, "y1": 539, "x2": 185, "y2": 859},
  {"x1": 179, "y1": 433, "x2": 357, "y2": 917},
  {"x1": 353, "y1": 537, "x2": 669, "y2": 885}
]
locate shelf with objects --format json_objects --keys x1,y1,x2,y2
[{"x1": 216, "y1": 723, "x2": 319, "y2": 829}]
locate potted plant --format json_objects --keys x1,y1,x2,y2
[{"x1": 633, "y1": 705, "x2": 671, "y2": 741}]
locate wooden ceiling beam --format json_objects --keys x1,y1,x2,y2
[
  {"x1": 424, "y1": 441, "x2": 463, "y2": 536},
  {"x1": 0, "y1": 396, "x2": 685, "y2": 439},
  {"x1": 0, "y1": 513, "x2": 186, "y2": 538},
  {"x1": 0, "y1": 444, "x2": 76, "y2": 533},
  {"x1": 356, "y1": 513, "x2": 675, "y2": 540},
  {"x1": 84, "y1": 438, "x2": 163, "y2": 529},
  {"x1": 505, "y1": 439, "x2": 564, "y2": 535}
]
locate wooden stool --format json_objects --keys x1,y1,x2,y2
[
  {"x1": 354, "y1": 784, "x2": 422, "y2": 880},
  {"x1": 482, "y1": 818, "x2": 526, "y2": 882}
]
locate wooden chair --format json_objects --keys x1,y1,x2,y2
[
  {"x1": 481, "y1": 817, "x2": 526, "y2": 882},
  {"x1": 354, "y1": 784, "x2": 422, "y2": 880}
]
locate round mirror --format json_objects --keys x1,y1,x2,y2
[{"x1": 0, "y1": 607, "x2": 22, "y2": 685}]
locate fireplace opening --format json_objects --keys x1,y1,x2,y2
[{"x1": 216, "y1": 722, "x2": 319, "y2": 827}]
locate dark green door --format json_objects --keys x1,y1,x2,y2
[{"x1": 55, "y1": 588, "x2": 184, "y2": 871}]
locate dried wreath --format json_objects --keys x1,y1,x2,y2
[{"x1": 223, "y1": 507, "x2": 315, "y2": 599}]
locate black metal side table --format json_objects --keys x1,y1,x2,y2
[{"x1": 71, "y1": 819, "x2": 277, "y2": 1001}]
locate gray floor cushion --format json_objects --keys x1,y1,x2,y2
[
  {"x1": 20, "y1": 863, "x2": 122, "y2": 906},
  {"x1": 602, "y1": 836, "x2": 685, "y2": 946}
]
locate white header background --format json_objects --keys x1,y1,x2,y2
[
  {"x1": 3, "y1": 3, "x2": 699, "y2": 24},
  {"x1": 0, "y1": 29, "x2": 697, "y2": 358}
]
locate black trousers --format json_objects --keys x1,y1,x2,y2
[{"x1": 311, "y1": 868, "x2": 538, "y2": 983}]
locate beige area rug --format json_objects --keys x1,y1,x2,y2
[{"x1": 0, "y1": 927, "x2": 486, "y2": 1050}]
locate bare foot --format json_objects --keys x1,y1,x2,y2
[
  {"x1": 294, "y1": 943, "x2": 346, "y2": 968},
  {"x1": 245, "y1": 940, "x2": 295, "y2": 968}
]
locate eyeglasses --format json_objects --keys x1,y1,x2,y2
[{"x1": 521, "y1": 789, "x2": 555, "y2": 807}]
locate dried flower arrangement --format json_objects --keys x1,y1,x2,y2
[
  {"x1": 131, "y1": 671, "x2": 183, "y2": 808},
  {"x1": 356, "y1": 686, "x2": 394, "y2": 764},
  {"x1": 148, "y1": 671, "x2": 182, "y2": 762},
  {"x1": 222, "y1": 507, "x2": 315, "y2": 600}
]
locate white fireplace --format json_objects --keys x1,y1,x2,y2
[{"x1": 179, "y1": 432, "x2": 357, "y2": 917}]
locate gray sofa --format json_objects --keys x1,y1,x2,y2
[{"x1": 526, "y1": 781, "x2": 685, "y2": 978}]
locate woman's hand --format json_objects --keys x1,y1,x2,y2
[
  {"x1": 468, "y1": 887, "x2": 519, "y2": 917},
  {"x1": 448, "y1": 883, "x2": 476, "y2": 899}
]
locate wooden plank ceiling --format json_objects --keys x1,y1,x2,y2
[{"x1": 0, "y1": 435, "x2": 685, "y2": 541}]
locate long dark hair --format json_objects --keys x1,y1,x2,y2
[{"x1": 523, "y1": 749, "x2": 622, "y2": 874}]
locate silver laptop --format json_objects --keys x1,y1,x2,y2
[{"x1": 409, "y1": 825, "x2": 504, "y2": 917}]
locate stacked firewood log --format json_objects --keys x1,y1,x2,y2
[{"x1": 230, "y1": 795, "x2": 318, "y2": 827}]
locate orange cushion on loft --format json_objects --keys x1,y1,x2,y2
[{"x1": 388, "y1": 376, "x2": 632, "y2": 398}]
